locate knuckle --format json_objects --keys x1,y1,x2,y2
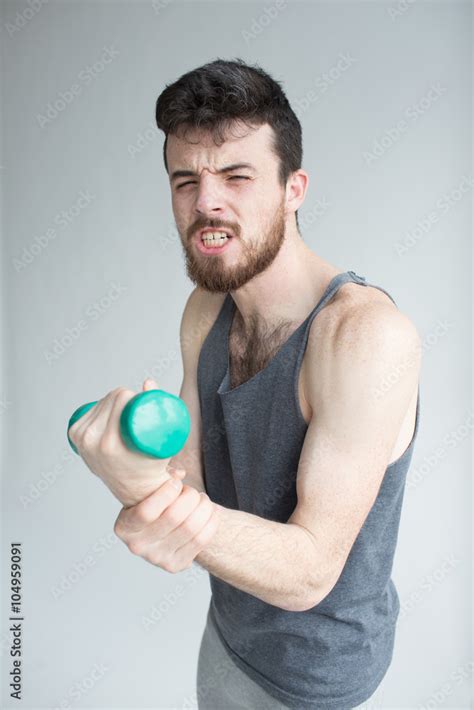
[
  {"x1": 161, "y1": 487, "x2": 202, "y2": 529},
  {"x1": 199, "y1": 495, "x2": 213, "y2": 515},
  {"x1": 196, "y1": 496, "x2": 213, "y2": 521},
  {"x1": 182, "y1": 501, "x2": 205, "y2": 531},
  {"x1": 181, "y1": 516, "x2": 199, "y2": 537},
  {"x1": 134, "y1": 504, "x2": 155, "y2": 527},
  {"x1": 162, "y1": 559, "x2": 178, "y2": 574},
  {"x1": 167, "y1": 478, "x2": 183, "y2": 497},
  {"x1": 163, "y1": 509, "x2": 182, "y2": 528},
  {"x1": 183, "y1": 486, "x2": 201, "y2": 508},
  {"x1": 182, "y1": 501, "x2": 212, "y2": 540},
  {"x1": 98, "y1": 435, "x2": 115, "y2": 455},
  {"x1": 81, "y1": 428, "x2": 98, "y2": 449},
  {"x1": 141, "y1": 551, "x2": 154, "y2": 565},
  {"x1": 127, "y1": 539, "x2": 144, "y2": 556},
  {"x1": 193, "y1": 529, "x2": 209, "y2": 547}
]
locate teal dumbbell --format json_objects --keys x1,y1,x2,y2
[{"x1": 67, "y1": 389, "x2": 191, "y2": 459}]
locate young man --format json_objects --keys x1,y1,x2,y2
[{"x1": 71, "y1": 59, "x2": 422, "y2": 709}]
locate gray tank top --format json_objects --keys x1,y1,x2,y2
[{"x1": 197, "y1": 269, "x2": 421, "y2": 710}]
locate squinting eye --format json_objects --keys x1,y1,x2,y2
[{"x1": 176, "y1": 176, "x2": 250, "y2": 190}]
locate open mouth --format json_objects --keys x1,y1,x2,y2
[
  {"x1": 196, "y1": 230, "x2": 233, "y2": 254},
  {"x1": 202, "y1": 232, "x2": 230, "y2": 246}
]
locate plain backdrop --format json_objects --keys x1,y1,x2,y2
[{"x1": 0, "y1": 0, "x2": 472, "y2": 708}]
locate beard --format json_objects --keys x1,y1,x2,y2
[{"x1": 179, "y1": 200, "x2": 287, "y2": 293}]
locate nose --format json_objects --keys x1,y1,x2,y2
[{"x1": 193, "y1": 174, "x2": 225, "y2": 216}]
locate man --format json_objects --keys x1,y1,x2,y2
[{"x1": 69, "y1": 59, "x2": 421, "y2": 709}]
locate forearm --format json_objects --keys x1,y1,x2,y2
[{"x1": 195, "y1": 504, "x2": 322, "y2": 612}]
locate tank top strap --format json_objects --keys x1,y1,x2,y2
[{"x1": 306, "y1": 269, "x2": 367, "y2": 320}]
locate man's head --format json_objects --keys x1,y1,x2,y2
[{"x1": 155, "y1": 58, "x2": 307, "y2": 293}]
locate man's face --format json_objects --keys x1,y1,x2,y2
[{"x1": 166, "y1": 122, "x2": 288, "y2": 293}]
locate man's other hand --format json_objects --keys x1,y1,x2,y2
[{"x1": 113, "y1": 475, "x2": 220, "y2": 573}]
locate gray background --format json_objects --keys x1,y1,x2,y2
[{"x1": 1, "y1": 0, "x2": 472, "y2": 708}]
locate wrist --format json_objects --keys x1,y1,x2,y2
[{"x1": 117, "y1": 465, "x2": 173, "y2": 509}]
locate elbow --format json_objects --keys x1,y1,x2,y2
[
  {"x1": 281, "y1": 594, "x2": 323, "y2": 613},
  {"x1": 273, "y1": 584, "x2": 318, "y2": 612},
  {"x1": 290, "y1": 592, "x2": 324, "y2": 613},
  {"x1": 275, "y1": 588, "x2": 325, "y2": 614},
  {"x1": 289, "y1": 570, "x2": 337, "y2": 612}
]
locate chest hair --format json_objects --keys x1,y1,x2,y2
[{"x1": 228, "y1": 309, "x2": 299, "y2": 389}]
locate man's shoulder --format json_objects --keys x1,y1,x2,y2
[
  {"x1": 309, "y1": 278, "x2": 415, "y2": 351},
  {"x1": 181, "y1": 287, "x2": 228, "y2": 350},
  {"x1": 303, "y1": 281, "x2": 421, "y2": 404}
]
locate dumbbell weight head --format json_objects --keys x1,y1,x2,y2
[
  {"x1": 120, "y1": 389, "x2": 190, "y2": 458},
  {"x1": 67, "y1": 401, "x2": 99, "y2": 454},
  {"x1": 67, "y1": 389, "x2": 190, "y2": 459}
]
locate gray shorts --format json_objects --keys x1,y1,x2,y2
[{"x1": 196, "y1": 608, "x2": 291, "y2": 709}]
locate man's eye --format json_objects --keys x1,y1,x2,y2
[{"x1": 176, "y1": 176, "x2": 250, "y2": 189}]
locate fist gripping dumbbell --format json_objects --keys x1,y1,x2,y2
[{"x1": 67, "y1": 389, "x2": 191, "y2": 459}]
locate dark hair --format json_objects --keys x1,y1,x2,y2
[{"x1": 155, "y1": 58, "x2": 303, "y2": 229}]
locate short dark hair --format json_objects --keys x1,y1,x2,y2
[{"x1": 155, "y1": 58, "x2": 303, "y2": 229}]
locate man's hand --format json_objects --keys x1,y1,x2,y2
[
  {"x1": 68, "y1": 380, "x2": 175, "y2": 508},
  {"x1": 113, "y1": 475, "x2": 220, "y2": 573}
]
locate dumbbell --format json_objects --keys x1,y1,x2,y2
[{"x1": 67, "y1": 389, "x2": 191, "y2": 459}]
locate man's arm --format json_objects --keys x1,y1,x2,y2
[
  {"x1": 195, "y1": 506, "x2": 326, "y2": 611},
  {"x1": 194, "y1": 302, "x2": 421, "y2": 611},
  {"x1": 167, "y1": 287, "x2": 217, "y2": 494},
  {"x1": 286, "y1": 303, "x2": 421, "y2": 600}
]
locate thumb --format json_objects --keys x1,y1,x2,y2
[{"x1": 143, "y1": 378, "x2": 158, "y2": 391}]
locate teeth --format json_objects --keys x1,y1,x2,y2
[
  {"x1": 201, "y1": 231, "x2": 229, "y2": 241},
  {"x1": 201, "y1": 231, "x2": 229, "y2": 247}
]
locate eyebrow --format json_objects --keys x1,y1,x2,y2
[{"x1": 170, "y1": 163, "x2": 257, "y2": 182}]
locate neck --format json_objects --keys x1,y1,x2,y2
[{"x1": 229, "y1": 224, "x2": 340, "y2": 329}]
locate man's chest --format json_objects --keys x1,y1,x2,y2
[
  {"x1": 228, "y1": 310, "x2": 290, "y2": 386},
  {"x1": 227, "y1": 314, "x2": 313, "y2": 424}
]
